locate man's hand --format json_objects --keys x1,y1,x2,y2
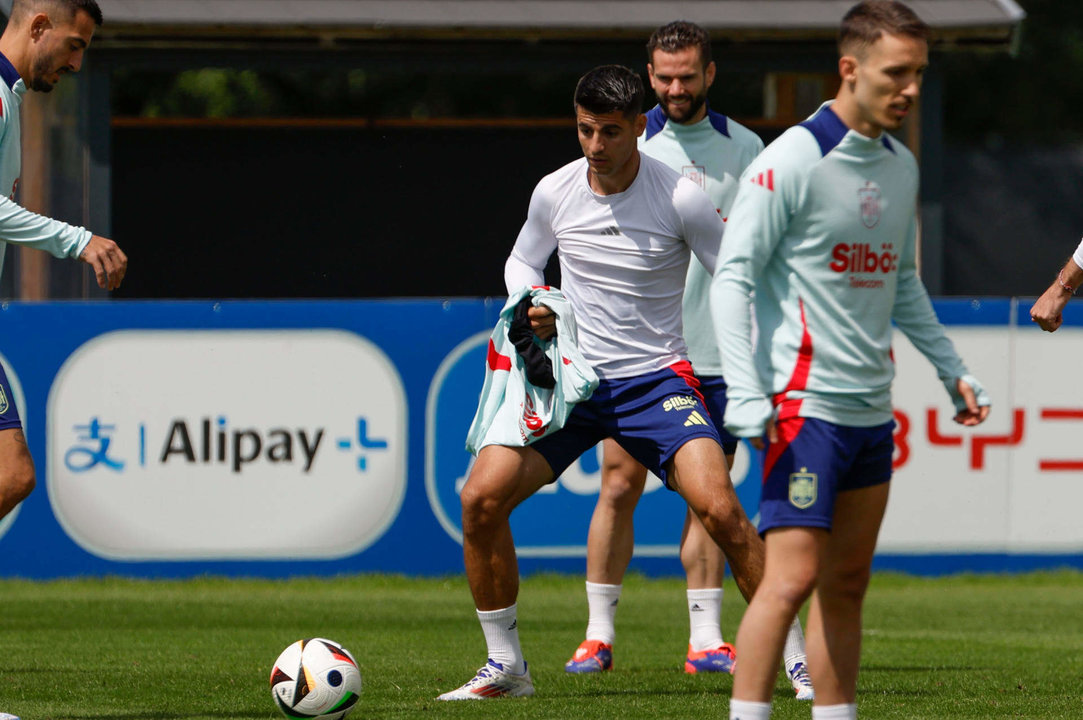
[
  {"x1": 749, "y1": 418, "x2": 778, "y2": 451},
  {"x1": 79, "y1": 235, "x2": 127, "y2": 291},
  {"x1": 1029, "y1": 283, "x2": 1070, "y2": 332},
  {"x1": 953, "y1": 378, "x2": 990, "y2": 426},
  {"x1": 527, "y1": 305, "x2": 557, "y2": 340}
]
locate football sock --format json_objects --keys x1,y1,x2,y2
[
  {"x1": 584, "y1": 581, "x2": 621, "y2": 645},
  {"x1": 782, "y1": 617, "x2": 807, "y2": 673},
  {"x1": 812, "y1": 703, "x2": 857, "y2": 720},
  {"x1": 687, "y1": 587, "x2": 725, "y2": 651},
  {"x1": 476, "y1": 605, "x2": 525, "y2": 675},
  {"x1": 730, "y1": 699, "x2": 772, "y2": 719}
]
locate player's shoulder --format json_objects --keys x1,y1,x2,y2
[
  {"x1": 707, "y1": 110, "x2": 765, "y2": 154},
  {"x1": 639, "y1": 151, "x2": 685, "y2": 185},
  {"x1": 748, "y1": 124, "x2": 823, "y2": 177}
]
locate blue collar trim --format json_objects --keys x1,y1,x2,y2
[{"x1": 0, "y1": 53, "x2": 20, "y2": 91}]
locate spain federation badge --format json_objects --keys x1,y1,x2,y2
[
  {"x1": 788, "y1": 467, "x2": 817, "y2": 509},
  {"x1": 682, "y1": 164, "x2": 706, "y2": 190},
  {"x1": 858, "y1": 180, "x2": 881, "y2": 229}
]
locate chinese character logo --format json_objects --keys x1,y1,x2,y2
[{"x1": 64, "y1": 417, "x2": 125, "y2": 472}]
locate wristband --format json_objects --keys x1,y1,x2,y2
[{"x1": 1058, "y1": 270, "x2": 1077, "y2": 295}]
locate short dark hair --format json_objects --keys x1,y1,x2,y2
[
  {"x1": 839, "y1": 0, "x2": 928, "y2": 56},
  {"x1": 10, "y1": 0, "x2": 103, "y2": 27},
  {"x1": 573, "y1": 65, "x2": 644, "y2": 120},
  {"x1": 646, "y1": 20, "x2": 712, "y2": 69}
]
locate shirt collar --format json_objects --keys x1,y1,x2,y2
[{"x1": 0, "y1": 52, "x2": 21, "y2": 92}]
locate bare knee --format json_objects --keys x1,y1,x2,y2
[
  {"x1": 459, "y1": 481, "x2": 509, "y2": 537},
  {"x1": 819, "y1": 563, "x2": 872, "y2": 607},
  {"x1": 599, "y1": 459, "x2": 647, "y2": 511}
]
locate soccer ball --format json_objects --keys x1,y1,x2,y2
[{"x1": 270, "y1": 638, "x2": 362, "y2": 720}]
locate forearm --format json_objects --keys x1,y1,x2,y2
[{"x1": 0, "y1": 196, "x2": 91, "y2": 258}]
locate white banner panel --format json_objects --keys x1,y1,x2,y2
[
  {"x1": 884, "y1": 326, "x2": 1083, "y2": 553},
  {"x1": 46, "y1": 330, "x2": 407, "y2": 561}
]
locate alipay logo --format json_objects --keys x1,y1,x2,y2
[{"x1": 47, "y1": 330, "x2": 407, "y2": 561}]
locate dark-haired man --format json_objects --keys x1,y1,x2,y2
[
  {"x1": 565, "y1": 21, "x2": 812, "y2": 700},
  {"x1": 0, "y1": 4, "x2": 123, "y2": 717},
  {"x1": 437, "y1": 64, "x2": 765, "y2": 701},
  {"x1": 712, "y1": 2, "x2": 990, "y2": 718}
]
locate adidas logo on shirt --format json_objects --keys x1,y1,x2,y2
[
  {"x1": 750, "y1": 169, "x2": 774, "y2": 191},
  {"x1": 599, "y1": 226, "x2": 621, "y2": 236}
]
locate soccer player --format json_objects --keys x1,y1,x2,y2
[
  {"x1": 564, "y1": 21, "x2": 812, "y2": 699},
  {"x1": 710, "y1": 2, "x2": 990, "y2": 718},
  {"x1": 0, "y1": 7, "x2": 125, "y2": 715},
  {"x1": 437, "y1": 64, "x2": 768, "y2": 701},
  {"x1": 1029, "y1": 238, "x2": 1083, "y2": 332}
]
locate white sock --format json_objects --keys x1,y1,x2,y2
[
  {"x1": 729, "y1": 699, "x2": 772, "y2": 720},
  {"x1": 584, "y1": 581, "x2": 621, "y2": 645},
  {"x1": 811, "y1": 703, "x2": 857, "y2": 720},
  {"x1": 477, "y1": 605, "x2": 525, "y2": 674},
  {"x1": 782, "y1": 617, "x2": 807, "y2": 673},
  {"x1": 687, "y1": 587, "x2": 725, "y2": 651}
]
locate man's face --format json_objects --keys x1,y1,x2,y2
[
  {"x1": 576, "y1": 106, "x2": 645, "y2": 180},
  {"x1": 27, "y1": 9, "x2": 96, "y2": 92},
  {"x1": 647, "y1": 47, "x2": 715, "y2": 124},
  {"x1": 845, "y1": 31, "x2": 928, "y2": 133}
]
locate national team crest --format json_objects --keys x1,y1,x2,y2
[
  {"x1": 788, "y1": 467, "x2": 817, "y2": 509},
  {"x1": 682, "y1": 165, "x2": 706, "y2": 190},
  {"x1": 0, "y1": 384, "x2": 8, "y2": 414},
  {"x1": 858, "y1": 181, "x2": 881, "y2": 229}
]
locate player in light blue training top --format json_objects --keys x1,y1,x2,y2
[
  {"x1": 0, "y1": 12, "x2": 125, "y2": 712},
  {"x1": 564, "y1": 20, "x2": 812, "y2": 701},
  {"x1": 712, "y1": 3, "x2": 990, "y2": 719}
]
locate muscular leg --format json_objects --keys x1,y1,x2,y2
[
  {"x1": 806, "y1": 482, "x2": 890, "y2": 706},
  {"x1": 0, "y1": 429, "x2": 35, "y2": 519},
  {"x1": 439, "y1": 444, "x2": 553, "y2": 699},
  {"x1": 459, "y1": 444, "x2": 555, "y2": 611},
  {"x1": 732, "y1": 527, "x2": 822, "y2": 702},
  {"x1": 679, "y1": 450, "x2": 734, "y2": 590},
  {"x1": 666, "y1": 438, "x2": 763, "y2": 604},
  {"x1": 586, "y1": 438, "x2": 648, "y2": 585}
]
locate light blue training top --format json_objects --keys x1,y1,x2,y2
[
  {"x1": 711, "y1": 102, "x2": 988, "y2": 435},
  {"x1": 0, "y1": 52, "x2": 92, "y2": 281}
]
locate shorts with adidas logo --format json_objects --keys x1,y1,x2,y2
[
  {"x1": 529, "y1": 360, "x2": 721, "y2": 488},
  {"x1": 759, "y1": 416, "x2": 894, "y2": 534},
  {"x1": 0, "y1": 362, "x2": 21, "y2": 431}
]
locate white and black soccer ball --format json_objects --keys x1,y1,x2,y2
[{"x1": 270, "y1": 638, "x2": 362, "y2": 720}]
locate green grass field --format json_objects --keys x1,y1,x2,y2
[{"x1": 0, "y1": 571, "x2": 1080, "y2": 719}]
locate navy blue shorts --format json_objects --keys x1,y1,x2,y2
[
  {"x1": 531, "y1": 361, "x2": 721, "y2": 488},
  {"x1": 0, "y1": 362, "x2": 21, "y2": 431},
  {"x1": 759, "y1": 417, "x2": 893, "y2": 533},
  {"x1": 698, "y1": 375, "x2": 739, "y2": 456}
]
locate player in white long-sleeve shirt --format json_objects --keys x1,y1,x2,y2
[
  {"x1": 438, "y1": 64, "x2": 768, "y2": 701},
  {"x1": 0, "y1": 4, "x2": 125, "y2": 719},
  {"x1": 1029, "y1": 237, "x2": 1083, "y2": 332},
  {"x1": 711, "y1": 3, "x2": 990, "y2": 719},
  {"x1": 564, "y1": 21, "x2": 812, "y2": 699}
]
